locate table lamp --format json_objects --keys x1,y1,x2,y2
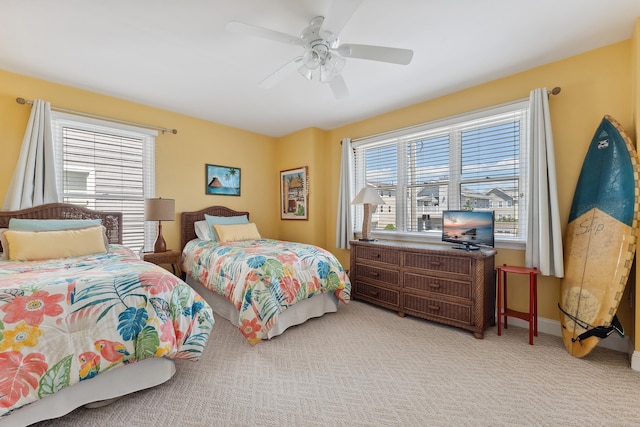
[
  {"x1": 144, "y1": 197, "x2": 175, "y2": 253},
  {"x1": 352, "y1": 186, "x2": 385, "y2": 241}
]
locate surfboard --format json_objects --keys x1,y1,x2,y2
[{"x1": 560, "y1": 115, "x2": 640, "y2": 358}]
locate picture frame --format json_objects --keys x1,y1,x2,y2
[
  {"x1": 205, "y1": 164, "x2": 241, "y2": 196},
  {"x1": 280, "y1": 166, "x2": 308, "y2": 220}
]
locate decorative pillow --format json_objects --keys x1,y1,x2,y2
[
  {"x1": 0, "y1": 228, "x2": 8, "y2": 260},
  {"x1": 194, "y1": 220, "x2": 211, "y2": 241},
  {"x1": 9, "y1": 218, "x2": 102, "y2": 231},
  {"x1": 213, "y1": 223, "x2": 261, "y2": 243},
  {"x1": 204, "y1": 214, "x2": 249, "y2": 241},
  {"x1": 3, "y1": 225, "x2": 108, "y2": 261}
]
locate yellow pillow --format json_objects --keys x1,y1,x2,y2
[
  {"x1": 213, "y1": 223, "x2": 261, "y2": 243},
  {"x1": 4, "y1": 225, "x2": 108, "y2": 261}
]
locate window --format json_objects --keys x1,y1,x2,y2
[
  {"x1": 51, "y1": 112, "x2": 157, "y2": 251},
  {"x1": 353, "y1": 100, "x2": 529, "y2": 245}
]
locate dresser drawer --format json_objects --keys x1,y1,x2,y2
[
  {"x1": 403, "y1": 273, "x2": 470, "y2": 299},
  {"x1": 354, "y1": 281, "x2": 400, "y2": 309},
  {"x1": 355, "y1": 264, "x2": 399, "y2": 286},
  {"x1": 404, "y1": 252, "x2": 471, "y2": 276},
  {"x1": 354, "y1": 245, "x2": 400, "y2": 266},
  {"x1": 403, "y1": 294, "x2": 471, "y2": 324}
]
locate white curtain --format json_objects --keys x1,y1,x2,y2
[
  {"x1": 336, "y1": 138, "x2": 354, "y2": 249},
  {"x1": 526, "y1": 88, "x2": 564, "y2": 277},
  {"x1": 3, "y1": 99, "x2": 60, "y2": 211}
]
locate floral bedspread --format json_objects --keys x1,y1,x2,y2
[
  {"x1": 0, "y1": 245, "x2": 214, "y2": 419},
  {"x1": 181, "y1": 239, "x2": 350, "y2": 345}
]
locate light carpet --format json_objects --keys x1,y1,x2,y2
[{"x1": 33, "y1": 301, "x2": 640, "y2": 427}]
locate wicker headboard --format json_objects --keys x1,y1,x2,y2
[
  {"x1": 0, "y1": 203, "x2": 123, "y2": 250},
  {"x1": 180, "y1": 205, "x2": 250, "y2": 251}
]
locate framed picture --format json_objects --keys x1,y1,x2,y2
[
  {"x1": 280, "y1": 166, "x2": 308, "y2": 220},
  {"x1": 205, "y1": 164, "x2": 241, "y2": 196}
]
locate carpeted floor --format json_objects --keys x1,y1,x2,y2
[{"x1": 33, "y1": 300, "x2": 640, "y2": 426}]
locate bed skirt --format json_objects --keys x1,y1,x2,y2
[
  {"x1": 1, "y1": 358, "x2": 176, "y2": 427},
  {"x1": 185, "y1": 274, "x2": 339, "y2": 339}
]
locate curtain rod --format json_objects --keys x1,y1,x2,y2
[
  {"x1": 548, "y1": 86, "x2": 561, "y2": 96},
  {"x1": 343, "y1": 86, "x2": 562, "y2": 144},
  {"x1": 15, "y1": 97, "x2": 178, "y2": 135}
]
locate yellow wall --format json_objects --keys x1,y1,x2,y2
[
  {"x1": 274, "y1": 127, "x2": 327, "y2": 244},
  {"x1": 0, "y1": 69, "x2": 278, "y2": 249},
  {"x1": 316, "y1": 40, "x2": 635, "y2": 328},
  {"x1": 318, "y1": 40, "x2": 636, "y2": 344},
  {"x1": 1, "y1": 36, "x2": 638, "y2": 350}
]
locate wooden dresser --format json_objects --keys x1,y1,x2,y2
[{"x1": 349, "y1": 240, "x2": 496, "y2": 338}]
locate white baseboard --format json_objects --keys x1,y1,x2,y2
[
  {"x1": 505, "y1": 316, "x2": 635, "y2": 368},
  {"x1": 631, "y1": 351, "x2": 640, "y2": 371}
]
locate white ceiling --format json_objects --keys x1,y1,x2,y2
[{"x1": 2, "y1": 0, "x2": 640, "y2": 137}]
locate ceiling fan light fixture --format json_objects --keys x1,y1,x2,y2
[
  {"x1": 319, "y1": 53, "x2": 346, "y2": 83},
  {"x1": 302, "y1": 49, "x2": 321, "y2": 70},
  {"x1": 319, "y1": 66, "x2": 335, "y2": 83},
  {"x1": 227, "y1": 1, "x2": 413, "y2": 99},
  {"x1": 327, "y1": 53, "x2": 346, "y2": 73},
  {"x1": 298, "y1": 64, "x2": 314, "y2": 81}
]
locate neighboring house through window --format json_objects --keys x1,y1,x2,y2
[
  {"x1": 51, "y1": 112, "x2": 157, "y2": 251},
  {"x1": 353, "y1": 100, "x2": 529, "y2": 246}
]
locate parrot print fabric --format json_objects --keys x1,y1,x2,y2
[
  {"x1": 0, "y1": 245, "x2": 214, "y2": 419},
  {"x1": 181, "y1": 238, "x2": 350, "y2": 345}
]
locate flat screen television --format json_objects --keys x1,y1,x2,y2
[{"x1": 442, "y1": 210, "x2": 495, "y2": 250}]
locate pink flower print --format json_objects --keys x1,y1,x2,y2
[
  {"x1": 279, "y1": 275, "x2": 300, "y2": 303},
  {"x1": 1, "y1": 290, "x2": 64, "y2": 326},
  {"x1": 276, "y1": 252, "x2": 298, "y2": 264}
]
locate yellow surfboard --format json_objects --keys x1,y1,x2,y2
[{"x1": 560, "y1": 115, "x2": 640, "y2": 358}]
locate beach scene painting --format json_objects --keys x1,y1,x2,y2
[{"x1": 205, "y1": 164, "x2": 241, "y2": 196}]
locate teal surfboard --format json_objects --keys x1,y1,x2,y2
[{"x1": 560, "y1": 115, "x2": 640, "y2": 357}]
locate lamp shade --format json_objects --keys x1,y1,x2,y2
[
  {"x1": 351, "y1": 186, "x2": 385, "y2": 205},
  {"x1": 145, "y1": 198, "x2": 175, "y2": 253},
  {"x1": 144, "y1": 198, "x2": 175, "y2": 222},
  {"x1": 352, "y1": 187, "x2": 384, "y2": 242}
]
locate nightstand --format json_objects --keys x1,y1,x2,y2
[{"x1": 143, "y1": 249, "x2": 181, "y2": 276}]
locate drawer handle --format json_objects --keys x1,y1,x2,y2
[
  {"x1": 428, "y1": 283, "x2": 441, "y2": 289},
  {"x1": 370, "y1": 291, "x2": 379, "y2": 297},
  {"x1": 370, "y1": 272, "x2": 380, "y2": 277},
  {"x1": 428, "y1": 304, "x2": 440, "y2": 311},
  {"x1": 373, "y1": 253, "x2": 381, "y2": 258},
  {"x1": 429, "y1": 261, "x2": 442, "y2": 266}
]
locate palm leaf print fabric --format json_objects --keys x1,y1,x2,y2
[
  {"x1": 0, "y1": 246, "x2": 214, "y2": 418},
  {"x1": 181, "y1": 239, "x2": 350, "y2": 345}
]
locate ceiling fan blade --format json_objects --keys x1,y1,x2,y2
[
  {"x1": 336, "y1": 44, "x2": 414, "y2": 65},
  {"x1": 258, "y1": 57, "x2": 303, "y2": 89},
  {"x1": 321, "y1": 0, "x2": 364, "y2": 36},
  {"x1": 226, "y1": 20, "x2": 305, "y2": 46},
  {"x1": 328, "y1": 74, "x2": 349, "y2": 99}
]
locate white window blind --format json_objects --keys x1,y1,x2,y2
[
  {"x1": 353, "y1": 100, "x2": 529, "y2": 245},
  {"x1": 51, "y1": 112, "x2": 157, "y2": 251}
]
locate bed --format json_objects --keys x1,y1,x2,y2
[
  {"x1": 0, "y1": 203, "x2": 214, "y2": 426},
  {"x1": 180, "y1": 206, "x2": 350, "y2": 345}
]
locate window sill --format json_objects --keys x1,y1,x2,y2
[{"x1": 354, "y1": 231, "x2": 526, "y2": 251}]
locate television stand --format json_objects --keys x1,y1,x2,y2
[
  {"x1": 350, "y1": 240, "x2": 496, "y2": 339},
  {"x1": 452, "y1": 244, "x2": 480, "y2": 251}
]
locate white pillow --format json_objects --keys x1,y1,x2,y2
[{"x1": 194, "y1": 220, "x2": 211, "y2": 240}]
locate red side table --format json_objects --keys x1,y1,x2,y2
[{"x1": 496, "y1": 264, "x2": 540, "y2": 345}]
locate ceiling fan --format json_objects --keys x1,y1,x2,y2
[{"x1": 226, "y1": 0, "x2": 414, "y2": 99}]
